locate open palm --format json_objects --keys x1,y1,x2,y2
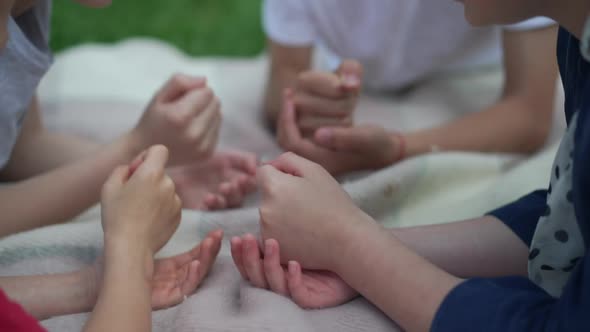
[
  {"x1": 167, "y1": 151, "x2": 257, "y2": 211},
  {"x1": 151, "y1": 230, "x2": 222, "y2": 308},
  {"x1": 230, "y1": 235, "x2": 358, "y2": 309},
  {"x1": 92, "y1": 230, "x2": 223, "y2": 310},
  {"x1": 281, "y1": 263, "x2": 358, "y2": 309}
]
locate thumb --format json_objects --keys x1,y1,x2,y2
[
  {"x1": 266, "y1": 152, "x2": 324, "y2": 180},
  {"x1": 128, "y1": 150, "x2": 148, "y2": 176},
  {"x1": 102, "y1": 165, "x2": 132, "y2": 198},
  {"x1": 314, "y1": 127, "x2": 370, "y2": 152},
  {"x1": 134, "y1": 145, "x2": 170, "y2": 177},
  {"x1": 257, "y1": 151, "x2": 316, "y2": 194},
  {"x1": 336, "y1": 60, "x2": 363, "y2": 91},
  {"x1": 256, "y1": 164, "x2": 289, "y2": 196},
  {"x1": 157, "y1": 74, "x2": 207, "y2": 103},
  {"x1": 266, "y1": 152, "x2": 309, "y2": 178},
  {"x1": 277, "y1": 89, "x2": 304, "y2": 149}
]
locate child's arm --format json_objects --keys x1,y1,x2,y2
[
  {"x1": 0, "y1": 100, "x2": 141, "y2": 237},
  {"x1": 339, "y1": 214, "x2": 586, "y2": 332},
  {"x1": 402, "y1": 26, "x2": 558, "y2": 157},
  {"x1": 390, "y1": 217, "x2": 530, "y2": 278},
  {"x1": 255, "y1": 153, "x2": 567, "y2": 332},
  {"x1": 263, "y1": 41, "x2": 313, "y2": 124},
  {"x1": 276, "y1": 26, "x2": 558, "y2": 176},
  {"x1": 0, "y1": 134, "x2": 138, "y2": 237},
  {"x1": 388, "y1": 193, "x2": 589, "y2": 332},
  {"x1": 3, "y1": 74, "x2": 220, "y2": 182},
  {"x1": 0, "y1": 271, "x2": 95, "y2": 320},
  {"x1": 0, "y1": 230, "x2": 222, "y2": 321},
  {"x1": 0, "y1": 97, "x2": 102, "y2": 180},
  {"x1": 83, "y1": 146, "x2": 176, "y2": 332},
  {"x1": 0, "y1": 75, "x2": 221, "y2": 237},
  {"x1": 232, "y1": 215, "x2": 530, "y2": 310}
]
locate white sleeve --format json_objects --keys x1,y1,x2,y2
[
  {"x1": 262, "y1": 0, "x2": 316, "y2": 46},
  {"x1": 503, "y1": 17, "x2": 556, "y2": 31}
]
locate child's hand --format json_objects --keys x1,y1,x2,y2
[
  {"x1": 87, "y1": 229, "x2": 223, "y2": 310},
  {"x1": 230, "y1": 235, "x2": 358, "y2": 309},
  {"x1": 149, "y1": 229, "x2": 223, "y2": 308},
  {"x1": 167, "y1": 151, "x2": 258, "y2": 211},
  {"x1": 101, "y1": 145, "x2": 182, "y2": 254},
  {"x1": 257, "y1": 152, "x2": 373, "y2": 271},
  {"x1": 132, "y1": 74, "x2": 222, "y2": 166},
  {"x1": 313, "y1": 124, "x2": 404, "y2": 166},
  {"x1": 277, "y1": 95, "x2": 403, "y2": 175},
  {"x1": 289, "y1": 59, "x2": 363, "y2": 136}
]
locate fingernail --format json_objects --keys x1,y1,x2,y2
[
  {"x1": 341, "y1": 74, "x2": 360, "y2": 87},
  {"x1": 265, "y1": 240, "x2": 272, "y2": 255},
  {"x1": 286, "y1": 100, "x2": 295, "y2": 114},
  {"x1": 288, "y1": 261, "x2": 297, "y2": 274},
  {"x1": 204, "y1": 238, "x2": 213, "y2": 247},
  {"x1": 315, "y1": 128, "x2": 332, "y2": 143}
]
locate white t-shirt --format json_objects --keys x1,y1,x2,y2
[
  {"x1": 0, "y1": 0, "x2": 53, "y2": 169},
  {"x1": 263, "y1": 0, "x2": 554, "y2": 91}
]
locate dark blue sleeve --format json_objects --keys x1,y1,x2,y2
[
  {"x1": 431, "y1": 252, "x2": 589, "y2": 332},
  {"x1": 487, "y1": 190, "x2": 548, "y2": 246}
]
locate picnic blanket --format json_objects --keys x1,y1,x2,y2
[{"x1": 0, "y1": 39, "x2": 566, "y2": 331}]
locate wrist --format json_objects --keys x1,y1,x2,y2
[
  {"x1": 401, "y1": 132, "x2": 442, "y2": 158},
  {"x1": 120, "y1": 129, "x2": 146, "y2": 162},
  {"x1": 334, "y1": 222, "x2": 405, "y2": 283},
  {"x1": 389, "y1": 133, "x2": 406, "y2": 163},
  {"x1": 103, "y1": 234, "x2": 155, "y2": 281},
  {"x1": 331, "y1": 212, "x2": 383, "y2": 274}
]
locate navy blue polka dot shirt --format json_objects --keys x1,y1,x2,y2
[{"x1": 432, "y1": 28, "x2": 590, "y2": 332}]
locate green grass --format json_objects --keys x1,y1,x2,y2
[{"x1": 50, "y1": 0, "x2": 266, "y2": 56}]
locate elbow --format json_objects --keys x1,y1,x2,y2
[
  {"x1": 521, "y1": 122, "x2": 551, "y2": 154},
  {"x1": 516, "y1": 106, "x2": 553, "y2": 155}
]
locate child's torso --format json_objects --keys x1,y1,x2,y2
[
  {"x1": 301, "y1": 0, "x2": 502, "y2": 90},
  {"x1": 0, "y1": 0, "x2": 52, "y2": 170},
  {"x1": 528, "y1": 28, "x2": 590, "y2": 297}
]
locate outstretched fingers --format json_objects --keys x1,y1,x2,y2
[
  {"x1": 263, "y1": 239, "x2": 289, "y2": 296},
  {"x1": 241, "y1": 234, "x2": 268, "y2": 289}
]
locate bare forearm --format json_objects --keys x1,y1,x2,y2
[
  {"x1": 0, "y1": 133, "x2": 141, "y2": 237},
  {"x1": 265, "y1": 67, "x2": 302, "y2": 126},
  {"x1": 402, "y1": 27, "x2": 558, "y2": 159},
  {"x1": 2, "y1": 131, "x2": 100, "y2": 180},
  {"x1": 84, "y1": 241, "x2": 152, "y2": 332},
  {"x1": 0, "y1": 270, "x2": 94, "y2": 320},
  {"x1": 264, "y1": 41, "x2": 312, "y2": 125},
  {"x1": 337, "y1": 223, "x2": 461, "y2": 332},
  {"x1": 403, "y1": 96, "x2": 552, "y2": 157},
  {"x1": 265, "y1": 69, "x2": 294, "y2": 124},
  {"x1": 392, "y1": 216, "x2": 529, "y2": 278},
  {"x1": 335, "y1": 216, "x2": 529, "y2": 332},
  {"x1": 0, "y1": 97, "x2": 102, "y2": 181}
]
